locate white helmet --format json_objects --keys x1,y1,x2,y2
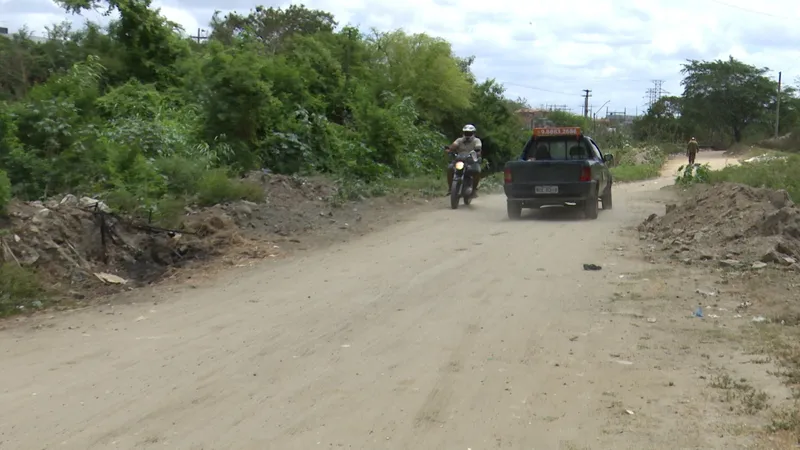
[{"x1": 462, "y1": 124, "x2": 476, "y2": 140}]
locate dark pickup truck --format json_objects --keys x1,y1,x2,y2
[{"x1": 503, "y1": 127, "x2": 613, "y2": 220}]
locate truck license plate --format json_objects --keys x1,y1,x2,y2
[{"x1": 535, "y1": 186, "x2": 558, "y2": 194}]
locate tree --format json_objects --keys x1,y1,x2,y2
[
  {"x1": 56, "y1": 0, "x2": 189, "y2": 86},
  {"x1": 0, "y1": 1, "x2": 529, "y2": 217},
  {"x1": 209, "y1": 4, "x2": 336, "y2": 53},
  {"x1": 366, "y1": 31, "x2": 473, "y2": 126},
  {"x1": 681, "y1": 57, "x2": 777, "y2": 143},
  {"x1": 632, "y1": 96, "x2": 686, "y2": 142}
]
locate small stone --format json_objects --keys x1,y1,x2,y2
[
  {"x1": 60, "y1": 194, "x2": 79, "y2": 207},
  {"x1": 31, "y1": 208, "x2": 52, "y2": 224},
  {"x1": 233, "y1": 203, "x2": 253, "y2": 217},
  {"x1": 751, "y1": 261, "x2": 767, "y2": 270},
  {"x1": 762, "y1": 249, "x2": 785, "y2": 263},
  {"x1": 719, "y1": 259, "x2": 740, "y2": 267}
]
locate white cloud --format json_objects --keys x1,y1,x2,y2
[{"x1": 4, "y1": 0, "x2": 800, "y2": 116}]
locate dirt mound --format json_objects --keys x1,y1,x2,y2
[
  {"x1": 0, "y1": 195, "x2": 267, "y2": 301},
  {"x1": 638, "y1": 183, "x2": 800, "y2": 269},
  {"x1": 1, "y1": 174, "x2": 422, "y2": 307}
]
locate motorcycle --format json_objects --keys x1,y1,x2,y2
[{"x1": 447, "y1": 148, "x2": 481, "y2": 210}]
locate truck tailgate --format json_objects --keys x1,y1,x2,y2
[
  {"x1": 504, "y1": 160, "x2": 594, "y2": 200},
  {"x1": 508, "y1": 160, "x2": 586, "y2": 183}
]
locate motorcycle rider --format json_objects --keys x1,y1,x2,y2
[{"x1": 445, "y1": 124, "x2": 482, "y2": 197}]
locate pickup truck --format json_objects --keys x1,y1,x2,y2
[{"x1": 503, "y1": 127, "x2": 613, "y2": 220}]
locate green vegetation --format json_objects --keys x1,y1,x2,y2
[
  {"x1": 610, "y1": 163, "x2": 661, "y2": 182},
  {"x1": 0, "y1": 169, "x2": 10, "y2": 214},
  {"x1": 675, "y1": 163, "x2": 711, "y2": 186},
  {"x1": 0, "y1": 2, "x2": 530, "y2": 223},
  {"x1": 633, "y1": 57, "x2": 800, "y2": 148},
  {"x1": 675, "y1": 155, "x2": 799, "y2": 202},
  {"x1": 631, "y1": 56, "x2": 800, "y2": 190},
  {"x1": 711, "y1": 156, "x2": 800, "y2": 200},
  {"x1": 0, "y1": 263, "x2": 45, "y2": 317},
  {"x1": 609, "y1": 144, "x2": 669, "y2": 182}
]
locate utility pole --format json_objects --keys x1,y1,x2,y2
[
  {"x1": 582, "y1": 89, "x2": 592, "y2": 117},
  {"x1": 775, "y1": 71, "x2": 782, "y2": 138},
  {"x1": 191, "y1": 28, "x2": 208, "y2": 44}
]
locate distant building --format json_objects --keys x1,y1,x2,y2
[
  {"x1": 515, "y1": 108, "x2": 558, "y2": 128},
  {"x1": 0, "y1": 27, "x2": 49, "y2": 42},
  {"x1": 606, "y1": 112, "x2": 636, "y2": 126}
]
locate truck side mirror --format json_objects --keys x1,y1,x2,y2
[{"x1": 603, "y1": 154, "x2": 614, "y2": 162}]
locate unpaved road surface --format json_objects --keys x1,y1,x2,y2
[{"x1": 0, "y1": 152, "x2": 758, "y2": 449}]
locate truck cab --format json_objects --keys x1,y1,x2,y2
[{"x1": 503, "y1": 126, "x2": 613, "y2": 220}]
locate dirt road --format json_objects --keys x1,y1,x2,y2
[{"x1": 0, "y1": 152, "x2": 757, "y2": 449}]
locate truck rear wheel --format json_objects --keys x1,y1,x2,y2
[
  {"x1": 584, "y1": 196, "x2": 599, "y2": 220},
  {"x1": 601, "y1": 183, "x2": 613, "y2": 210},
  {"x1": 507, "y1": 201, "x2": 522, "y2": 220}
]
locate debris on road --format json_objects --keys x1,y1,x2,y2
[
  {"x1": 695, "y1": 289, "x2": 716, "y2": 297},
  {"x1": 719, "y1": 259, "x2": 741, "y2": 268},
  {"x1": 583, "y1": 263, "x2": 602, "y2": 271},
  {"x1": 95, "y1": 272, "x2": 128, "y2": 285}
]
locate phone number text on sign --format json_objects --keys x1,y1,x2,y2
[{"x1": 534, "y1": 127, "x2": 580, "y2": 136}]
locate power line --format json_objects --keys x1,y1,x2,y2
[
  {"x1": 502, "y1": 81, "x2": 584, "y2": 97},
  {"x1": 707, "y1": 0, "x2": 793, "y2": 19}
]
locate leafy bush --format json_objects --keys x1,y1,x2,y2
[
  {"x1": 196, "y1": 169, "x2": 265, "y2": 206},
  {"x1": 675, "y1": 163, "x2": 712, "y2": 185}
]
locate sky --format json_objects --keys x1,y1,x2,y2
[{"x1": 3, "y1": 0, "x2": 800, "y2": 117}]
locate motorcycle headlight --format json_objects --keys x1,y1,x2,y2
[{"x1": 455, "y1": 161, "x2": 465, "y2": 170}]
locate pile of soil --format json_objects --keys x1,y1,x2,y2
[
  {"x1": 0, "y1": 174, "x2": 426, "y2": 306},
  {"x1": 638, "y1": 183, "x2": 800, "y2": 269}
]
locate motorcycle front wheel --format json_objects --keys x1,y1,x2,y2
[{"x1": 450, "y1": 180, "x2": 461, "y2": 210}]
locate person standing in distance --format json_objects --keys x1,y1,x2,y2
[{"x1": 686, "y1": 137, "x2": 699, "y2": 165}]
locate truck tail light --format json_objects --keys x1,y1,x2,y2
[
  {"x1": 504, "y1": 167, "x2": 512, "y2": 184},
  {"x1": 579, "y1": 167, "x2": 591, "y2": 182}
]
